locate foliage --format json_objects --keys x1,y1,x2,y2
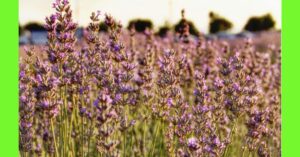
[
  {"x1": 244, "y1": 14, "x2": 276, "y2": 32},
  {"x1": 19, "y1": 24, "x2": 23, "y2": 36},
  {"x1": 127, "y1": 19, "x2": 153, "y2": 32},
  {"x1": 174, "y1": 19, "x2": 199, "y2": 36},
  {"x1": 99, "y1": 21, "x2": 109, "y2": 32},
  {"x1": 24, "y1": 22, "x2": 46, "y2": 31},
  {"x1": 209, "y1": 12, "x2": 233, "y2": 34},
  {"x1": 156, "y1": 25, "x2": 171, "y2": 38}
]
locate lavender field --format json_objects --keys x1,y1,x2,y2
[{"x1": 19, "y1": 0, "x2": 281, "y2": 157}]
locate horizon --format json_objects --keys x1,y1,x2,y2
[{"x1": 19, "y1": 0, "x2": 281, "y2": 33}]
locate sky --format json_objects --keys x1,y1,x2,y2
[{"x1": 19, "y1": 0, "x2": 281, "y2": 33}]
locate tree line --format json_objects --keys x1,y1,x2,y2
[{"x1": 19, "y1": 12, "x2": 276, "y2": 37}]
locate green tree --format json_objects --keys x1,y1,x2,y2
[
  {"x1": 99, "y1": 22, "x2": 109, "y2": 32},
  {"x1": 127, "y1": 19, "x2": 153, "y2": 32},
  {"x1": 19, "y1": 24, "x2": 23, "y2": 36},
  {"x1": 244, "y1": 13, "x2": 276, "y2": 32},
  {"x1": 209, "y1": 12, "x2": 233, "y2": 34},
  {"x1": 174, "y1": 19, "x2": 199, "y2": 36},
  {"x1": 24, "y1": 22, "x2": 46, "y2": 31},
  {"x1": 156, "y1": 25, "x2": 171, "y2": 38}
]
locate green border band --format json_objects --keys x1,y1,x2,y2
[
  {"x1": 0, "y1": 0, "x2": 19, "y2": 156},
  {"x1": 282, "y1": 0, "x2": 300, "y2": 156}
]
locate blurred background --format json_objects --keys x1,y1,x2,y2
[{"x1": 19, "y1": 0, "x2": 281, "y2": 45}]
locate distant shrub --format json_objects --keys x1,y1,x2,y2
[
  {"x1": 127, "y1": 19, "x2": 153, "y2": 32},
  {"x1": 24, "y1": 22, "x2": 46, "y2": 31},
  {"x1": 156, "y1": 25, "x2": 171, "y2": 38},
  {"x1": 244, "y1": 14, "x2": 276, "y2": 32},
  {"x1": 99, "y1": 22, "x2": 109, "y2": 32},
  {"x1": 174, "y1": 19, "x2": 199, "y2": 36},
  {"x1": 19, "y1": 24, "x2": 23, "y2": 36},
  {"x1": 209, "y1": 12, "x2": 233, "y2": 34}
]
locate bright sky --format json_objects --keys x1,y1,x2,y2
[{"x1": 19, "y1": 0, "x2": 281, "y2": 33}]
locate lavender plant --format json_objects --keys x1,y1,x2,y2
[{"x1": 19, "y1": 1, "x2": 281, "y2": 157}]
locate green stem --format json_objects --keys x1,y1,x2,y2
[
  {"x1": 223, "y1": 119, "x2": 238, "y2": 157},
  {"x1": 150, "y1": 120, "x2": 161, "y2": 157},
  {"x1": 171, "y1": 124, "x2": 176, "y2": 157},
  {"x1": 68, "y1": 106, "x2": 74, "y2": 156},
  {"x1": 242, "y1": 147, "x2": 247, "y2": 157},
  {"x1": 143, "y1": 118, "x2": 147, "y2": 156},
  {"x1": 50, "y1": 118, "x2": 59, "y2": 157},
  {"x1": 64, "y1": 100, "x2": 68, "y2": 156},
  {"x1": 81, "y1": 116, "x2": 84, "y2": 157},
  {"x1": 59, "y1": 88, "x2": 63, "y2": 155},
  {"x1": 130, "y1": 128, "x2": 134, "y2": 157},
  {"x1": 123, "y1": 130, "x2": 126, "y2": 157},
  {"x1": 87, "y1": 120, "x2": 93, "y2": 156},
  {"x1": 160, "y1": 120, "x2": 165, "y2": 157}
]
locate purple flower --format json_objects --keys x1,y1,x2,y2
[
  {"x1": 112, "y1": 94, "x2": 122, "y2": 105},
  {"x1": 130, "y1": 120, "x2": 136, "y2": 126},
  {"x1": 112, "y1": 44, "x2": 121, "y2": 52},
  {"x1": 79, "y1": 107, "x2": 87, "y2": 116},
  {"x1": 43, "y1": 130, "x2": 50, "y2": 141},
  {"x1": 93, "y1": 99, "x2": 100, "y2": 108},
  {"x1": 36, "y1": 74, "x2": 43, "y2": 83},
  {"x1": 212, "y1": 136, "x2": 221, "y2": 147},
  {"x1": 246, "y1": 75, "x2": 251, "y2": 82},
  {"x1": 187, "y1": 137, "x2": 199, "y2": 150},
  {"x1": 193, "y1": 89, "x2": 200, "y2": 96},
  {"x1": 41, "y1": 100, "x2": 50, "y2": 108},
  {"x1": 167, "y1": 98, "x2": 174, "y2": 107},
  {"x1": 214, "y1": 78, "x2": 224, "y2": 89},
  {"x1": 50, "y1": 107, "x2": 59, "y2": 118},
  {"x1": 52, "y1": 1, "x2": 59, "y2": 8},
  {"x1": 224, "y1": 99, "x2": 233, "y2": 107},
  {"x1": 232, "y1": 83, "x2": 241, "y2": 92},
  {"x1": 19, "y1": 70, "x2": 25, "y2": 79},
  {"x1": 50, "y1": 14, "x2": 57, "y2": 23},
  {"x1": 204, "y1": 145, "x2": 213, "y2": 153},
  {"x1": 62, "y1": 33, "x2": 71, "y2": 40},
  {"x1": 62, "y1": 0, "x2": 69, "y2": 5},
  {"x1": 200, "y1": 105, "x2": 210, "y2": 113},
  {"x1": 20, "y1": 121, "x2": 33, "y2": 128},
  {"x1": 20, "y1": 95, "x2": 27, "y2": 103}
]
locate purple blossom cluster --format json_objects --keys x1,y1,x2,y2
[{"x1": 19, "y1": 1, "x2": 281, "y2": 157}]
